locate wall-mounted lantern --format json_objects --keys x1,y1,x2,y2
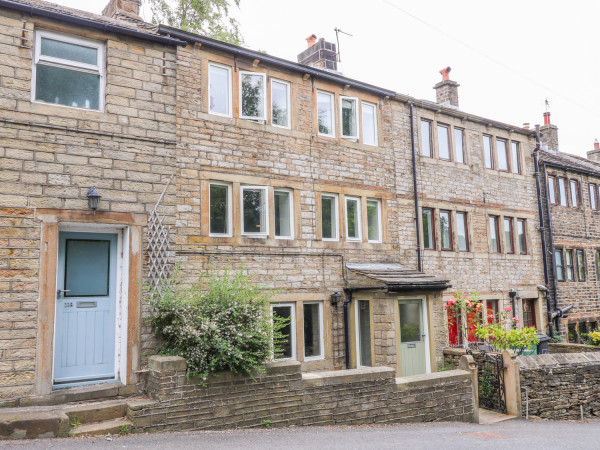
[
  {"x1": 87, "y1": 186, "x2": 101, "y2": 215},
  {"x1": 330, "y1": 291, "x2": 342, "y2": 307}
]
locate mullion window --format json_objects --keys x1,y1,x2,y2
[
  {"x1": 517, "y1": 219, "x2": 527, "y2": 254},
  {"x1": 497, "y1": 139, "x2": 509, "y2": 171},
  {"x1": 437, "y1": 124, "x2": 451, "y2": 160},
  {"x1": 569, "y1": 180, "x2": 580, "y2": 208},
  {"x1": 555, "y1": 249, "x2": 565, "y2": 282},
  {"x1": 422, "y1": 208, "x2": 435, "y2": 250},
  {"x1": 454, "y1": 128, "x2": 465, "y2": 164},
  {"x1": 489, "y1": 216, "x2": 500, "y2": 253},
  {"x1": 440, "y1": 210, "x2": 452, "y2": 250},
  {"x1": 421, "y1": 120, "x2": 432, "y2": 157},
  {"x1": 558, "y1": 177, "x2": 568, "y2": 206},
  {"x1": 590, "y1": 183, "x2": 598, "y2": 210},
  {"x1": 274, "y1": 190, "x2": 293, "y2": 239},
  {"x1": 565, "y1": 250, "x2": 575, "y2": 281},
  {"x1": 548, "y1": 176, "x2": 557, "y2": 205},
  {"x1": 504, "y1": 217, "x2": 514, "y2": 254},
  {"x1": 483, "y1": 135, "x2": 493, "y2": 169},
  {"x1": 456, "y1": 212, "x2": 469, "y2": 252},
  {"x1": 576, "y1": 249, "x2": 586, "y2": 281},
  {"x1": 511, "y1": 142, "x2": 521, "y2": 174}
]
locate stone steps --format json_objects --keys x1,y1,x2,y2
[
  {"x1": 0, "y1": 398, "x2": 140, "y2": 440},
  {"x1": 70, "y1": 417, "x2": 133, "y2": 437}
]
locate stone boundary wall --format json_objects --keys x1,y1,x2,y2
[
  {"x1": 129, "y1": 356, "x2": 477, "y2": 432},
  {"x1": 548, "y1": 342, "x2": 600, "y2": 354},
  {"x1": 518, "y1": 353, "x2": 600, "y2": 419}
]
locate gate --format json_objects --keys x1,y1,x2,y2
[{"x1": 467, "y1": 348, "x2": 506, "y2": 413}]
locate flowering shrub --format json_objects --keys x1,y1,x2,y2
[
  {"x1": 444, "y1": 292, "x2": 483, "y2": 344},
  {"x1": 475, "y1": 306, "x2": 539, "y2": 354},
  {"x1": 588, "y1": 331, "x2": 600, "y2": 346},
  {"x1": 147, "y1": 265, "x2": 288, "y2": 381}
]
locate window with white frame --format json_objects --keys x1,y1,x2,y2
[
  {"x1": 362, "y1": 102, "x2": 377, "y2": 146},
  {"x1": 437, "y1": 124, "x2": 451, "y2": 160},
  {"x1": 421, "y1": 120, "x2": 432, "y2": 157},
  {"x1": 209, "y1": 182, "x2": 231, "y2": 236},
  {"x1": 483, "y1": 135, "x2": 493, "y2": 169},
  {"x1": 240, "y1": 71, "x2": 266, "y2": 120},
  {"x1": 33, "y1": 30, "x2": 104, "y2": 110},
  {"x1": 274, "y1": 189, "x2": 293, "y2": 239},
  {"x1": 317, "y1": 91, "x2": 335, "y2": 137},
  {"x1": 345, "y1": 196, "x2": 361, "y2": 240},
  {"x1": 271, "y1": 79, "x2": 290, "y2": 128},
  {"x1": 340, "y1": 96, "x2": 359, "y2": 139},
  {"x1": 321, "y1": 194, "x2": 338, "y2": 240},
  {"x1": 367, "y1": 199, "x2": 382, "y2": 242},
  {"x1": 208, "y1": 63, "x2": 232, "y2": 116},
  {"x1": 271, "y1": 303, "x2": 296, "y2": 360},
  {"x1": 241, "y1": 186, "x2": 268, "y2": 236},
  {"x1": 303, "y1": 302, "x2": 323, "y2": 359}
]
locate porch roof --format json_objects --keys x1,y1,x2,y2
[{"x1": 346, "y1": 264, "x2": 451, "y2": 292}]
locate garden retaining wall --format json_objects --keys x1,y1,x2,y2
[
  {"x1": 548, "y1": 342, "x2": 600, "y2": 354},
  {"x1": 518, "y1": 352, "x2": 600, "y2": 419},
  {"x1": 129, "y1": 356, "x2": 477, "y2": 432}
]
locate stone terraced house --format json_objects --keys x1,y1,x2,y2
[
  {"x1": 0, "y1": 0, "x2": 555, "y2": 406},
  {"x1": 538, "y1": 118, "x2": 600, "y2": 342}
]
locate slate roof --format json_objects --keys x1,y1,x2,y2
[
  {"x1": 346, "y1": 264, "x2": 451, "y2": 291},
  {"x1": 540, "y1": 149, "x2": 600, "y2": 177},
  {"x1": 0, "y1": 0, "x2": 177, "y2": 43}
]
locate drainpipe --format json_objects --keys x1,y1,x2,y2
[
  {"x1": 342, "y1": 289, "x2": 353, "y2": 369},
  {"x1": 532, "y1": 126, "x2": 554, "y2": 337},
  {"x1": 409, "y1": 103, "x2": 423, "y2": 272}
]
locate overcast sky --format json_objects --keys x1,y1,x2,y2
[{"x1": 54, "y1": 0, "x2": 599, "y2": 157}]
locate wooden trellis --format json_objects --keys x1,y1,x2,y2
[{"x1": 147, "y1": 173, "x2": 175, "y2": 294}]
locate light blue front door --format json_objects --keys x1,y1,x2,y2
[{"x1": 54, "y1": 231, "x2": 118, "y2": 385}]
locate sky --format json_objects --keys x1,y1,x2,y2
[{"x1": 53, "y1": 0, "x2": 600, "y2": 157}]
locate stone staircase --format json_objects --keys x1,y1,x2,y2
[{"x1": 0, "y1": 398, "x2": 153, "y2": 440}]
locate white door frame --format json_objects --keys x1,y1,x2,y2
[
  {"x1": 53, "y1": 223, "x2": 129, "y2": 387},
  {"x1": 397, "y1": 295, "x2": 431, "y2": 374}
]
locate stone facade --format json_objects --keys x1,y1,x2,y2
[
  {"x1": 0, "y1": 0, "x2": 552, "y2": 405},
  {"x1": 539, "y1": 148, "x2": 600, "y2": 340},
  {"x1": 0, "y1": 3, "x2": 178, "y2": 400},
  {"x1": 129, "y1": 355, "x2": 476, "y2": 431}
]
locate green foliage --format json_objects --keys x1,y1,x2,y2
[
  {"x1": 147, "y1": 0, "x2": 243, "y2": 45},
  {"x1": 588, "y1": 331, "x2": 600, "y2": 346},
  {"x1": 146, "y1": 264, "x2": 288, "y2": 381},
  {"x1": 475, "y1": 306, "x2": 539, "y2": 355},
  {"x1": 261, "y1": 419, "x2": 271, "y2": 428},
  {"x1": 549, "y1": 331, "x2": 563, "y2": 343},
  {"x1": 119, "y1": 424, "x2": 130, "y2": 435}
]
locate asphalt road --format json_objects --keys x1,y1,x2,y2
[{"x1": 2, "y1": 419, "x2": 600, "y2": 449}]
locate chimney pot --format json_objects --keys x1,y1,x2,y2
[
  {"x1": 306, "y1": 34, "x2": 317, "y2": 48},
  {"x1": 298, "y1": 35, "x2": 337, "y2": 71},
  {"x1": 543, "y1": 112, "x2": 551, "y2": 125},
  {"x1": 595, "y1": 139, "x2": 599, "y2": 151},
  {"x1": 439, "y1": 66, "x2": 451, "y2": 81},
  {"x1": 523, "y1": 123, "x2": 530, "y2": 130}
]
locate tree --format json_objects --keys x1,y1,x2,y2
[{"x1": 148, "y1": 0, "x2": 243, "y2": 45}]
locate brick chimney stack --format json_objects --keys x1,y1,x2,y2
[
  {"x1": 587, "y1": 139, "x2": 600, "y2": 163},
  {"x1": 297, "y1": 35, "x2": 338, "y2": 72},
  {"x1": 102, "y1": 0, "x2": 142, "y2": 21},
  {"x1": 433, "y1": 67, "x2": 460, "y2": 108},
  {"x1": 539, "y1": 112, "x2": 559, "y2": 152}
]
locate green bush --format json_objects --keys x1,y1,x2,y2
[
  {"x1": 146, "y1": 265, "x2": 288, "y2": 381},
  {"x1": 588, "y1": 331, "x2": 600, "y2": 346}
]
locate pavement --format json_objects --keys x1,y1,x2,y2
[{"x1": 2, "y1": 418, "x2": 600, "y2": 449}]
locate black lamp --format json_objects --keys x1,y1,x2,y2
[
  {"x1": 330, "y1": 292, "x2": 342, "y2": 307},
  {"x1": 87, "y1": 186, "x2": 101, "y2": 215}
]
